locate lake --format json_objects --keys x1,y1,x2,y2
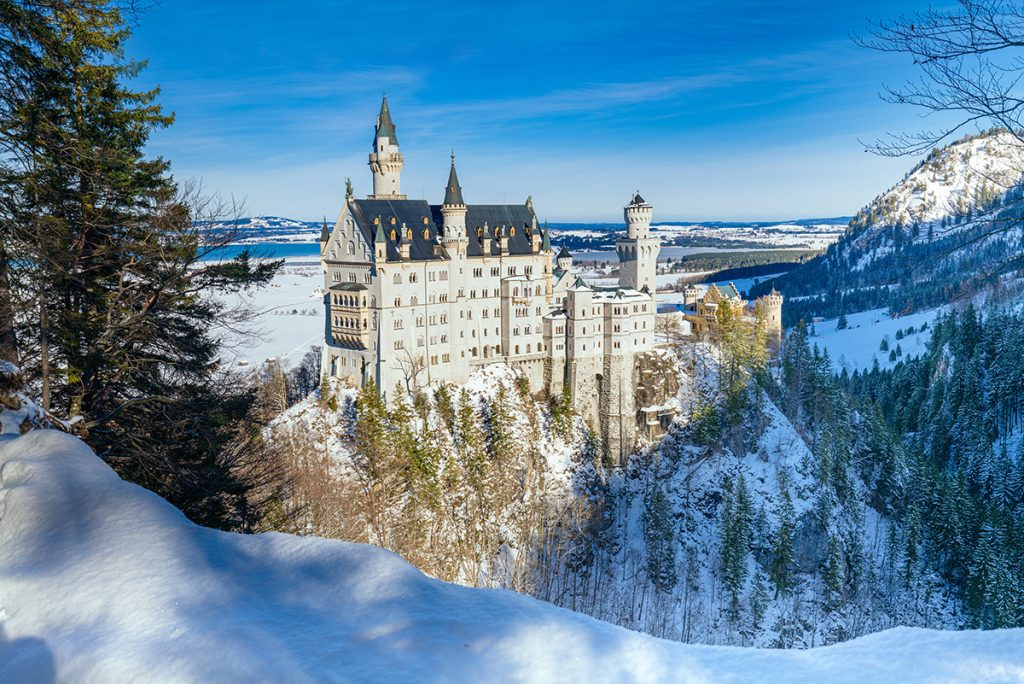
[{"x1": 201, "y1": 242, "x2": 321, "y2": 261}]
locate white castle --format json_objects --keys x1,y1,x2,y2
[{"x1": 320, "y1": 97, "x2": 663, "y2": 460}]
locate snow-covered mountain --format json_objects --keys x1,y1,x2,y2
[
  {"x1": 199, "y1": 215, "x2": 323, "y2": 244},
  {"x1": 1, "y1": 429, "x2": 1020, "y2": 683},
  {"x1": 754, "y1": 129, "x2": 1024, "y2": 318}
]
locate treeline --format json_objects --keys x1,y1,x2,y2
[
  {"x1": 753, "y1": 182, "x2": 1024, "y2": 324},
  {"x1": 0, "y1": 1, "x2": 281, "y2": 528},
  {"x1": 669, "y1": 249, "x2": 821, "y2": 273},
  {"x1": 844, "y1": 306, "x2": 1024, "y2": 627}
]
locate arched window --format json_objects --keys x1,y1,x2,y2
[
  {"x1": 393, "y1": 273, "x2": 402, "y2": 284},
  {"x1": 347, "y1": 241, "x2": 355, "y2": 255}
]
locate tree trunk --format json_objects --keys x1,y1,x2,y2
[{"x1": 0, "y1": 251, "x2": 19, "y2": 367}]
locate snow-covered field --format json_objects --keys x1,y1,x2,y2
[
  {"x1": 1, "y1": 429, "x2": 1022, "y2": 683},
  {"x1": 213, "y1": 257, "x2": 325, "y2": 368},
  {"x1": 809, "y1": 308, "x2": 941, "y2": 373}
]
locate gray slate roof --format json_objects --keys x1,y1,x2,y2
[
  {"x1": 374, "y1": 96, "x2": 398, "y2": 145},
  {"x1": 349, "y1": 199, "x2": 538, "y2": 262},
  {"x1": 444, "y1": 161, "x2": 464, "y2": 205}
]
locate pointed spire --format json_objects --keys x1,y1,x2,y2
[
  {"x1": 541, "y1": 222, "x2": 552, "y2": 251},
  {"x1": 444, "y1": 152, "x2": 464, "y2": 206},
  {"x1": 374, "y1": 95, "x2": 398, "y2": 145},
  {"x1": 320, "y1": 216, "x2": 330, "y2": 242},
  {"x1": 374, "y1": 216, "x2": 386, "y2": 244}
]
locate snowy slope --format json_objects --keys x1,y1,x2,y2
[
  {"x1": 1, "y1": 430, "x2": 1022, "y2": 683},
  {"x1": 758, "y1": 130, "x2": 1024, "y2": 316}
]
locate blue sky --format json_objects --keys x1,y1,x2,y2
[{"x1": 127, "y1": 0, "x2": 944, "y2": 222}]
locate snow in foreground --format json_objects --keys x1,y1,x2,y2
[{"x1": 1, "y1": 432, "x2": 1022, "y2": 683}]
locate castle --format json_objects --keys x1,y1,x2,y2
[
  {"x1": 681, "y1": 282, "x2": 783, "y2": 339},
  {"x1": 319, "y1": 97, "x2": 665, "y2": 461}
]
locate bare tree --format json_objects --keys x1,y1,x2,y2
[{"x1": 856, "y1": 0, "x2": 1024, "y2": 156}]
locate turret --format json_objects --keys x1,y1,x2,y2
[
  {"x1": 556, "y1": 247, "x2": 573, "y2": 272},
  {"x1": 441, "y1": 154, "x2": 468, "y2": 258},
  {"x1": 756, "y1": 288, "x2": 784, "y2": 339},
  {"x1": 616, "y1": 191, "x2": 660, "y2": 294},
  {"x1": 368, "y1": 96, "x2": 406, "y2": 199},
  {"x1": 624, "y1": 192, "x2": 653, "y2": 239}
]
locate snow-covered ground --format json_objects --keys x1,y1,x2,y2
[
  {"x1": 2, "y1": 429, "x2": 1022, "y2": 683},
  {"x1": 808, "y1": 308, "x2": 941, "y2": 373},
  {"x1": 212, "y1": 257, "x2": 325, "y2": 368}
]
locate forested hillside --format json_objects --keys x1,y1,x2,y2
[
  {"x1": 263, "y1": 302, "x2": 1022, "y2": 646},
  {"x1": 753, "y1": 130, "x2": 1024, "y2": 323}
]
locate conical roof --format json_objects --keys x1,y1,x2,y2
[
  {"x1": 444, "y1": 156, "x2": 464, "y2": 205},
  {"x1": 374, "y1": 95, "x2": 398, "y2": 145}
]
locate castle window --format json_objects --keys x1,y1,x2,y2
[
  {"x1": 423, "y1": 217, "x2": 429, "y2": 225},
  {"x1": 394, "y1": 340, "x2": 404, "y2": 350},
  {"x1": 349, "y1": 273, "x2": 357, "y2": 282},
  {"x1": 416, "y1": 317, "x2": 423, "y2": 327},
  {"x1": 423, "y1": 228, "x2": 430, "y2": 239},
  {"x1": 482, "y1": 309, "x2": 489, "y2": 318},
  {"x1": 514, "y1": 327, "x2": 520, "y2": 336},
  {"x1": 406, "y1": 228, "x2": 413, "y2": 240},
  {"x1": 526, "y1": 344, "x2": 531, "y2": 353},
  {"x1": 441, "y1": 272, "x2": 448, "y2": 281},
  {"x1": 409, "y1": 273, "x2": 418, "y2": 283},
  {"x1": 390, "y1": 217, "x2": 397, "y2": 225},
  {"x1": 515, "y1": 345, "x2": 520, "y2": 354},
  {"x1": 473, "y1": 268, "x2": 482, "y2": 278},
  {"x1": 393, "y1": 273, "x2": 402, "y2": 284},
  {"x1": 491, "y1": 267, "x2": 499, "y2": 276},
  {"x1": 393, "y1": 320, "x2": 402, "y2": 330},
  {"x1": 410, "y1": 296, "x2": 418, "y2": 305},
  {"x1": 332, "y1": 272, "x2": 341, "y2": 282},
  {"x1": 347, "y1": 241, "x2": 355, "y2": 255},
  {"x1": 394, "y1": 297, "x2": 401, "y2": 306},
  {"x1": 417, "y1": 337, "x2": 424, "y2": 347},
  {"x1": 509, "y1": 227, "x2": 516, "y2": 236},
  {"x1": 441, "y1": 314, "x2": 447, "y2": 323},
  {"x1": 390, "y1": 229, "x2": 397, "y2": 240}
]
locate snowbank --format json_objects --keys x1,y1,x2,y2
[{"x1": 1, "y1": 430, "x2": 1022, "y2": 683}]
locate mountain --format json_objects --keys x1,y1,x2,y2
[
  {"x1": 2, "y1": 429, "x2": 1021, "y2": 682},
  {"x1": 199, "y1": 215, "x2": 324, "y2": 244},
  {"x1": 752, "y1": 130, "x2": 1024, "y2": 320}
]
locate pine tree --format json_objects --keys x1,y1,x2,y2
[{"x1": 644, "y1": 486, "x2": 678, "y2": 593}]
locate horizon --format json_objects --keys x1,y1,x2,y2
[{"x1": 128, "y1": 0, "x2": 950, "y2": 223}]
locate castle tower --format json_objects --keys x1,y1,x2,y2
[
  {"x1": 556, "y1": 247, "x2": 573, "y2": 272},
  {"x1": 368, "y1": 96, "x2": 406, "y2": 199},
  {"x1": 757, "y1": 288, "x2": 784, "y2": 340},
  {"x1": 616, "y1": 192, "x2": 659, "y2": 292},
  {"x1": 440, "y1": 153, "x2": 468, "y2": 258}
]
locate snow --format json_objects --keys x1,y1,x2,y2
[
  {"x1": 809, "y1": 308, "x2": 941, "y2": 373},
  {"x1": 209, "y1": 256, "x2": 325, "y2": 368},
  {"x1": 2, "y1": 429, "x2": 1022, "y2": 683}
]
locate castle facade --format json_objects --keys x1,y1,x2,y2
[{"x1": 320, "y1": 97, "x2": 662, "y2": 460}]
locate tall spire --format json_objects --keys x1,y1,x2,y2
[
  {"x1": 374, "y1": 94, "x2": 398, "y2": 145},
  {"x1": 444, "y1": 152, "x2": 465, "y2": 205}
]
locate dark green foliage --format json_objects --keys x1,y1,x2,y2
[
  {"x1": 643, "y1": 487, "x2": 678, "y2": 593},
  {"x1": 0, "y1": 1, "x2": 282, "y2": 528}
]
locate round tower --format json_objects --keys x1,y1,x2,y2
[
  {"x1": 368, "y1": 95, "x2": 406, "y2": 199},
  {"x1": 441, "y1": 153, "x2": 468, "y2": 253},
  {"x1": 758, "y1": 288, "x2": 784, "y2": 338},
  {"x1": 624, "y1": 191, "x2": 653, "y2": 239},
  {"x1": 556, "y1": 246, "x2": 573, "y2": 272},
  {"x1": 616, "y1": 191, "x2": 660, "y2": 293},
  {"x1": 683, "y1": 283, "x2": 702, "y2": 307}
]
